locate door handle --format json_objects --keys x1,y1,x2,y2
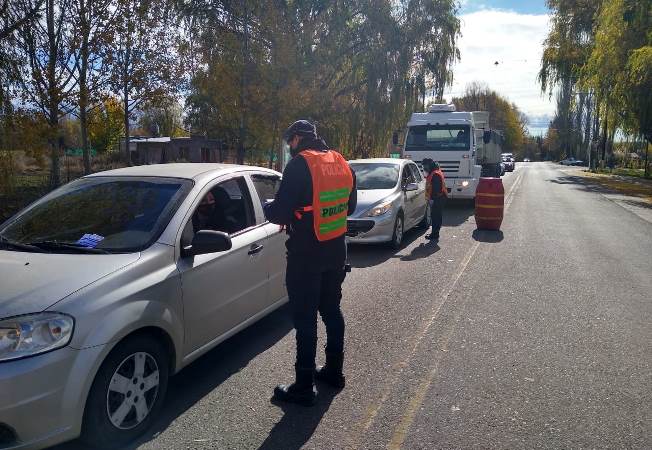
[{"x1": 248, "y1": 243, "x2": 264, "y2": 255}]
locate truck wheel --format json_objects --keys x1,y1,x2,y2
[
  {"x1": 390, "y1": 213, "x2": 404, "y2": 250},
  {"x1": 81, "y1": 335, "x2": 170, "y2": 449}
]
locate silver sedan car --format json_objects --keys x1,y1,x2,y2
[
  {"x1": 0, "y1": 164, "x2": 287, "y2": 449},
  {"x1": 346, "y1": 159, "x2": 430, "y2": 249}
]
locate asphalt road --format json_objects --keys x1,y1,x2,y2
[{"x1": 55, "y1": 162, "x2": 651, "y2": 450}]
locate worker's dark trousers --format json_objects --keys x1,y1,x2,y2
[
  {"x1": 430, "y1": 196, "x2": 447, "y2": 238},
  {"x1": 286, "y1": 264, "x2": 346, "y2": 370}
]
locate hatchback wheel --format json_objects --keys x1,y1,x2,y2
[
  {"x1": 81, "y1": 335, "x2": 169, "y2": 449},
  {"x1": 390, "y1": 214, "x2": 404, "y2": 250}
]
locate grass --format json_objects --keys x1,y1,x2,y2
[
  {"x1": 592, "y1": 167, "x2": 651, "y2": 179},
  {"x1": 580, "y1": 170, "x2": 652, "y2": 205}
]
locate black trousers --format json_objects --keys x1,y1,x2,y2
[
  {"x1": 430, "y1": 196, "x2": 446, "y2": 237},
  {"x1": 286, "y1": 264, "x2": 346, "y2": 370}
]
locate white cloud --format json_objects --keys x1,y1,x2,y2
[{"x1": 443, "y1": 9, "x2": 554, "y2": 125}]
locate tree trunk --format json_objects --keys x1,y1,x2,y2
[
  {"x1": 79, "y1": 0, "x2": 91, "y2": 174},
  {"x1": 237, "y1": 0, "x2": 248, "y2": 165},
  {"x1": 47, "y1": 0, "x2": 60, "y2": 186},
  {"x1": 123, "y1": 32, "x2": 132, "y2": 166}
]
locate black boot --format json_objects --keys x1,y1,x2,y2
[
  {"x1": 315, "y1": 351, "x2": 345, "y2": 389},
  {"x1": 273, "y1": 366, "x2": 317, "y2": 406}
]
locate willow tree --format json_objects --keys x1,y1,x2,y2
[
  {"x1": 539, "y1": 0, "x2": 602, "y2": 160},
  {"x1": 182, "y1": 0, "x2": 461, "y2": 160}
]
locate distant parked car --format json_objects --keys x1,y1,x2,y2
[
  {"x1": 347, "y1": 158, "x2": 429, "y2": 249},
  {"x1": 501, "y1": 153, "x2": 515, "y2": 172},
  {"x1": 523, "y1": 158, "x2": 531, "y2": 162},
  {"x1": 559, "y1": 157, "x2": 584, "y2": 166}
]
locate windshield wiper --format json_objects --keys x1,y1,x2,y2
[
  {"x1": 27, "y1": 240, "x2": 110, "y2": 254},
  {"x1": 0, "y1": 235, "x2": 43, "y2": 252}
]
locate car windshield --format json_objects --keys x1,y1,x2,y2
[
  {"x1": 0, "y1": 177, "x2": 192, "y2": 253},
  {"x1": 405, "y1": 125, "x2": 470, "y2": 151},
  {"x1": 350, "y1": 163, "x2": 400, "y2": 190}
]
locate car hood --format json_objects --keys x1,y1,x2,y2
[
  {"x1": 352, "y1": 189, "x2": 398, "y2": 217},
  {"x1": 0, "y1": 250, "x2": 140, "y2": 318}
]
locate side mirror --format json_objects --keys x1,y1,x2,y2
[
  {"x1": 404, "y1": 182, "x2": 418, "y2": 192},
  {"x1": 183, "y1": 230, "x2": 232, "y2": 257},
  {"x1": 483, "y1": 131, "x2": 492, "y2": 144},
  {"x1": 392, "y1": 131, "x2": 399, "y2": 146}
]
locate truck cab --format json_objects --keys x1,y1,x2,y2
[{"x1": 400, "y1": 104, "x2": 500, "y2": 199}]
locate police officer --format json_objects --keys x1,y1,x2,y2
[
  {"x1": 423, "y1": 159, "x2": 447, "y2": 242},
  {"x1": 264, "y1": 120, "x2": 357, "y2": 406}
]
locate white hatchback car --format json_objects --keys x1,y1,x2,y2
[{"x1": 0, "y1": 164, "x2": 287, "y2": 449}]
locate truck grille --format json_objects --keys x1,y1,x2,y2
[
  {"x1": 415, "y1": 160, "x2": 460, "y2": 174},
  {"x1": 438, "y1": 161, "x2": 460, "y2": 174}
]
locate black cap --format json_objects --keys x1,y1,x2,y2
[{"x1": 283, "y1": 120, "x2": 317, "y2": 143}]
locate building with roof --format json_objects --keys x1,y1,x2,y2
[{"x1": 120, "y1": 136, "x2": 225, "y2": 165}]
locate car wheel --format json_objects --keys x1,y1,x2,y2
[
  {"x1": 81, "y1": 335, "x2": 170, "y2": 449},
  {"x1": 419, "y1": 203, "x2": 431, "y2": 229},
  {"x1": 390, "y1": 213, "x2": 404, "y2": 250}
]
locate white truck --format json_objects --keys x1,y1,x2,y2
[{"x1": 395, "y1": 104, "x2": 503, "y2": 199}]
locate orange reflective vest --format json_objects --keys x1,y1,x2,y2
[
  {"x1": 295, "y1": 149, "x2": 354, "y2": 242},
  {"x1": 426, "y1": 169, "x2": 447, "y2": 199}
]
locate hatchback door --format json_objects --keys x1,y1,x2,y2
[
  {"x1": 408, "y1": 163, "x2": 427, "y2": 224},
  {"x1": 177, "y1": 175, "x2": 269, "y2": 354},
  {"x1": 400, "y1": 164, "x2": 420, "y2": 228},
  {"x1": 248, "y1": 171, "x2": 288, "y2": 305}
]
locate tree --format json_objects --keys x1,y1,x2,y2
[
  {"x1": 14, "y1": 0, "x2": 79, "y2": 186},
  {"x1": 182, "y1": 0, "x2": 461, "y2": 160},
  {"x1": 70, "y1": 0, "x2": 117, "y2": 173},
  {"x1": 88, "y1": 97, "x2": 124, "y2": 153},
  {"x1": 452, "y1": 82, "x2": 528, "y2": 155},
  {"x1": 139, "y1": 97, "x2": 186, "y2": 137},
  {"x1": 539, "y1": 0, "x2": 602, "y2": 160},
  {"x1": 107, "y1": 0, "x2": 184, "y2": 164}
]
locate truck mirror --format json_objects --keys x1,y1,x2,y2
[
  {"x1": 392, "y1": 131, "x2": 399, "y2": 146},
  {"x1": 483, "y1": 131, "x2": 492, "y2": 144}
]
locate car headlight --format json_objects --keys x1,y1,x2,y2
[
  {"x1": 0, "y1": 313, "x2": 74, "y2": 362},
  {"x1": 461, "y1": 181, "x2": 470, "y2": 187},
  {"x1": 367, "y1": 201, "x2": 393, "y2": 217}
]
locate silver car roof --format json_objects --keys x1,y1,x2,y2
[{"x1": 85, "y1": 163, "x2": 258, "y2": 180}]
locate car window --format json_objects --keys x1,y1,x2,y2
[
  {"x1": 250, "y1": 173, "x2": 281, "y2": 208},
  {"x1": 0, "y1": 177, "x2": 192, "y2": 253},
  {"x1": 409, "y1": 164, "x2": 423, "y2": 182},
  {"x1": 186, "y1": 177, "x2": 255, "y2": 238},
  {"x1": 401, "y1": 165, "x2": 415, "y2": 186}
]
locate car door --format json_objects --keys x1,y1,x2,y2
[
  {"x1": 400, "y1": 164, "x2": 419, "y2": 228},
  {"x1": 247, "y1": 171, "x2": 288, "y2": 306},
  {"x1": 177, "y1": 175, "x2": 269, "y2": 355},
  {"x1": 408, "y1": 163, "x2": 427, "y2": 224}
]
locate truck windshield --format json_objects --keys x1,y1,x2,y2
[{"x1": 405, "y1": 125, "x2": 470, "y2": 151}]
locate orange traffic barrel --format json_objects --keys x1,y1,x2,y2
[{"x1": 475, "y1": 177, "x2": 504, "y2": 230}]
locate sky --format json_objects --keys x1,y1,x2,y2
[{"x1": 442, "y1": 0, "x2": 554, "y2": 135}]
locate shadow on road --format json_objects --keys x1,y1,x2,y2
[
  {"x1": 547, "y1": 175, "x2": 616, "y2": 194},
  {"x1": 472, "y1": 229, "x2": 504, "y2": 243},
  {"x1": 347, "y1": 227, "x2": 425, "y2": 268},
  {"x1": 397, "y1": 242, "x2": 440, "y2": 261},
  {"x1": 52, "y1": 306, "x2": 294, "y2": 450},
  {"x1": 442, "y1": 200, "x2": 475, "y2": 227},
  {"x1": 257, "y1": 387, "x2": 338, "y2": 450}
]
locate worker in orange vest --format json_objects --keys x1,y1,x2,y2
[
  {"x1": 264, "y1": 120, "x2": 357, "y2": 406},
  {"x1": 423, "y1": 159, "x2": 447, "y2": 242}
]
